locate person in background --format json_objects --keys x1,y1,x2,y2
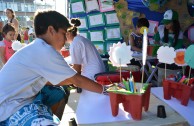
[
  {"x1": 0, "y1": 19, "x2": 4, "y2": 69},
  {"x1": 0, "y1": 24, "x2": 15, "y2": 64},
  {"x1": 28, "y1": 27, "x2": 36, "y2": 43},
  {"x1": 66, "y1": 18, "x2": 105, "y2": 81},
  {"x1": 5, "y1": 8, "x2": 21, "y2": 41},
  {"x1": 154, "y1": 9, "x2": 183, "y2": 73},
  {"x1": 23, "y1": 27, "x2": 29, "y2": 44},
  {"x1": 0, "y1": 10, "x2": 108, "y2": 126},
  {"x1": 153, "y1": 9, "x2": 183, "y2": 49},
  {"x1": 129, "y1": 18, "x2": 150, "y2": 52}
]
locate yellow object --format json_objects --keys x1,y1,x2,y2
[{"x1": 140, "y1": 27, "x2": 148, "y2": 34}]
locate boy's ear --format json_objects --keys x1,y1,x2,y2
[{"x1": 48, "y1": 26, "x2": 56, "y2": 35}]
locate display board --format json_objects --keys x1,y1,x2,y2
[{"x1": 69, "y1": 0, "x2": 121, "y2": 54}]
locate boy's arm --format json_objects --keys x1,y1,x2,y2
[{"x1": 58, "y1": 73, "x2": 103, "y2": 94}]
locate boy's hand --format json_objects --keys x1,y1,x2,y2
[{"x1": 102, "y1": 85, "x2": 109, "y2": 95}]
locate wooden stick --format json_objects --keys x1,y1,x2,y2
[
  {"x1": 165, "y1": 63, "x2": 166, "y2": 79},
  {"x1": 187, "y1": 67, "x2": 191, "y2": 85},
  {"x1": 141, "y1": 65, "x2": 144, "y2": 93},
  {"x1": 119, "y1": 58, "x2": 121, "y2": 82}
]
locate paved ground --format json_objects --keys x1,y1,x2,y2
[{"x1": 59, "y1": 90, "x2": 80, "y2": 126}]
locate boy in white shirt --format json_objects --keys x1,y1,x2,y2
[{"x1": 0, "y1": 10, "x2": 107, "y2": 126}]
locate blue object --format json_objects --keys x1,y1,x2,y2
[{"x1": 129, "y1": 79, "x2": 134, "y2": 93}]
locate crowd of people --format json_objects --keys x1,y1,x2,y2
[{"x1": 0, "y1": 7, "x2": 187, "y2": 126}]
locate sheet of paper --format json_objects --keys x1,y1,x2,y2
[
  {"x1": 107, "y1": 28, "x2": 120, "y2": 39},
  {"x1": 85, "y1": 0, "x2": 99, "y2": 12},
  {"x1": 76, "y1": 90, "x2": 132, "y2": 124},
  {"x1": 99, "y1": 0, "x2": 114, "y2": 12},
  {"x1": 90, "y1": 31, "x2": 104, "y2": 41},
  {"x1": 64, "y1": 56, "x2": 72, "y2": 65},
  {"x1": 106, "y1": 13, "x2": 119, "y2": 25},
  {"x1": 151, "y1": 87, "x2": 194, "y2": 126},
  {"x1": 89, "y1": 14, "x2": 104, "y2": 26},
  {"x1": 71, "y1": 1, "x2": 84, "y2": 13}
]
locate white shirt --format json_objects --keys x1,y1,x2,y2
[
  {"x1": 70, "y1": 35, "x2": 105, "y2": 80},
  {"x1": 0, "y1": 38, "x2": 76, "y2": 121},
  {"x1": 157, "y1": 25, "x2": 183, "y2": 44}
]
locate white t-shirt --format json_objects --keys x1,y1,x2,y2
[
  {"x1": 70, "y1": 35, "x2": 105, "y2": 80},
  {"x1": 0, "y1": 38, "x2": 76, "y2": 121},
  {"x1": 157, "y1": 25, "x2": 183, "y2": 44}
]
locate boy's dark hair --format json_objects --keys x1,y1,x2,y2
[
  {"x1": 2, "y1": 24, "x2": 15, "y2": 36},
  {"x1": 67, "y1": 18, "x2": 81, "y2": 37},
  {"x1": 136, "y1": 18, "x2": 150, "y2": 28},
  {"x1": 34, "y1": 10, "x2": 72, "y2": 36}
]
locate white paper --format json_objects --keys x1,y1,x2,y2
[
  {"x1": 107, "y1": 28, "x2": 121, "y2": 39},
  {"x1": 99, "y1": 0, "x2": 114, "y2": 12},
  {"x1": 64, "y1": 56, "x2": 72, "y2": 65},
  {"x1": 76, "y1": 90, "x2": 132, "y2": 124},
  {"x1": 90, "y1": 31, "x2": 104, "y2": 41},
  {"x1": 79, "y1": 18, "x2": 87, "y2": 29},
  {"x1": 71, "y1": 2, "x2": 84, "y2": 13},
  {"x1": 106, "y1": 13, "x2": 119, "y2": 24},
  {"x1": 188, "y1": 27, "x2": 194, "y2": 42},
  {"x1": 109, "y1": 42, "x2": 133, "y2": 66},
  {"x1": 89, "y1": 14, "x2": 104, "y2": 26},
  {"x1": 157, "y1": 46, "x2": 176, "y2": 64},
  {"x1": 151, "y1": 87, "x2": 194, "y2": 126},
  {"x1": 85, "y1": 0, "x2": 99, "y2": 12}
]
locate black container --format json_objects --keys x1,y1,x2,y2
[
  {"x1": 68, "y1": 118, "x2": 77, "y2": 126},
  {"x1": 157, "y1": 105, "x2": 167, "y2": 118},
  {"x1": 77, "y1": 87, "x2": 82, "y2": 93}
]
